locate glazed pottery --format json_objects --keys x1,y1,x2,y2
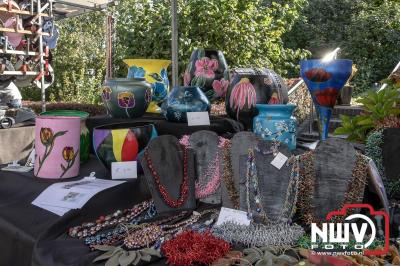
[
  {"x1": 93, "y1": 122, "x2": 158, "y2": 170},
  {"x1": 253, "y1": 104, "x2": 297, "y2": 150},
  {"x1": 226, "y1": 68, "x2": 288, "y2": 129},
  {"x1": 123, "y1": 59, "x2": 171, "y2": 113},
  {"x1": 300, "y1": 59, "x2": 352, "y2": 140},
  {"x1": 101, "y1": 78, "x2": 152, "y2": 118},
  {"x1": 40, "y1": 110, "x2": 90, "y2": 164},
  {"x1": 183, "y1": 48, "x2": 229, "y2": 101},
  {"x1": 34, "y1": 116, "x2": 81, "y2": 179},
  {"x1": 161, "y1": 86, "x2": 211, "y2": 123}
]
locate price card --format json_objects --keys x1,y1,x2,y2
[
  {"x1": 270, "y1": 152, "x2": 288, "y2": 170},
  {"x1": 187, "y1": 112, "x2": 210, "y2": 126},
  {"x1": 111, "y1": 161, "x2": 137, "y2": 179},
  {"x1": 216, "y1": 207, "x2": 251, "y2": 226}
]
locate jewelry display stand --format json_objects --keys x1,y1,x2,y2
[
  {"x1": 298, "y1": 138, "x2": 368, "y2": 223},
  {"x1": 226, "y1": 132, "x2": 260, "y2": 209},
  {"x1": 189, "y1": 130, "x2": 221, "y2": 204},
  {"x1": 139, "y1": 135, "x2": 196, "y2": 213},
  {"x1": 238, "y1": 140, "x2": 294, "y2": 222}
]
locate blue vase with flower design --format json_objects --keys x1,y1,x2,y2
[
  {"x1": 253, "y1": 104, "x2": 297, "y2": 150},
  {"x1": 161, "y1": 86, "x2": 211, "y2": 123}
]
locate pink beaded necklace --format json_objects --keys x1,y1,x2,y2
[{"x1": 179, "y1": 135, "x2": 223, "y2": 199}]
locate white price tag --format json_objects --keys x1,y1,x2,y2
[
  {"x1": 187, "y1": 112, "x2": 210, "y2": 126},
  {"x1": 111, "y1": 161, "x2": 137, "y2": 179},
  {"x1": 216, "y1": 207, "x2": 251, "y2": 226},
  {"x1": 270, "y1": 152, "x2": 288, "y2": 170}
]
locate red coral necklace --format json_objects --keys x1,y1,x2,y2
[{"x1": 144, "y1": 145, "x2": 189, "y2": 208}]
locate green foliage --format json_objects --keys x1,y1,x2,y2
[
  {"x1": 283, "y1": 0, "x2": 400, "y2": 93},
  {"x1": 22, "y1": 12, "x2": 106, "y2": 103},
  {"x1": 334, "y1": 83, "x2": 400, "y2": 142},
  {"x1": 114, "y1": 0, "x2": 310, "y2": 79}
]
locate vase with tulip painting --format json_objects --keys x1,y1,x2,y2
[
  {"x1": 123, "y1": 59, "x2": 171, "y2": 113},
  {"x1": 183, "y1": 48, "x2": 229, "y2": 102},
  {"x1": 101, "y1": 78, "x2": 153, "y2": 118},
  {"x1": 225, "y1": 68, "x2": 289, "y2": 130},
  {"x1": 34, "y1": 116, "x2": 81, "y2": 179},
  {"x1": 300, "y1": 59, "x2": 352, "y2": 140}
]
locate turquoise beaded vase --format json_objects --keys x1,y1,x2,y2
[{"x1": 253, "y1": 104, "x2": 297, "y2": 150}]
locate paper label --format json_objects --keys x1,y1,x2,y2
[
  {"x1": 270, "y1": 152, "x2": 288, "y2": 170},
  {"x1": 26, "y1": 148, "x2": 35, "y2": 166},
  {"x1": 111, "y1": 161, "x2": 137, "y2": 179},
  {"x1": 216, "y1": 207, "x2": 251, "y2": 226},
  {"x1": 187, "y1": 112, "x2": 210, "y2": 126}
]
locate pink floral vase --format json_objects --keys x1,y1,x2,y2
[
  {"x1": 183, "y1": 48, "x2": 229, "y2": 102},
  {"x1": 34, "y1": 116, "x2": 81, "y2": 179}
]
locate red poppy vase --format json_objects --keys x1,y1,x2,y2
[
  {"x1": 93, "y1": 123, "x2": 158, "y2": 171},
  {"x1": 183, "y1": 48, "x2": 229, "y2": 102},
  {"x1": 101, "y1": 78, "x2": 153, "y2": 118},
  {"x1": 300, "y1": 59, "x2": 352, "y2": 140},
  {"x1": 226, "y1": 68, "x2": 289, "y2": 130},
  {"x1": 34, "y1": 116, "x2": 81, "y2": 179}
]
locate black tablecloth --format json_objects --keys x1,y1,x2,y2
[{"x1": 0, "y1": 158, "x2": 152, "y2": 266}]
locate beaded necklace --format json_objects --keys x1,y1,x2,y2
[
  {"x1": 220, "y1": 139, "x2": 240, "y2": 209},
  {"x1": 85, "y1": 203, "x2": 157, "y2": 248},
  {"x1": 144, "y1": 145, "x2": 189, "y2": 208},
  {"x1": 68, "y1": 200, "x2": 154, "y2": 239},
  {"x1": 245, "y1": 146, "x2": 300, "y2": 223},
  {"x1": 179, "y1": 135, "x2": 222, "y2": 199},
  {"x1": 297, "y1": 151, "x2": 368, "y2": 225},
  {"x1": 123, "y1": 209, "x2": 218, "y2": 249}
]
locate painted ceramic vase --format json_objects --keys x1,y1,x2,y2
[
  {"x1": 183, "y1": 48, "x2": 229, "y2": 102},
  {"x1": 40, "y1": 110, "x2": 90, "y2": 164},
  {"x1": 101, "y1": 78, "x2": 152, "y2": 119},
  {"x1": 300, "y1": 59, "x2": 352, "y2": 140},
  {"x1": 34, "y1": 116, "x2": 81, "y2": 179},
  {"x1": 93, "y1": 122, "x2": 158, "y2": 170},
  {"x1": 161, "y1": 86, "x2": 211, "y2": 123},
  {"x1": 123, "y1": 59, "x2": 171, "y2": 113},
  {"x1": 253, "y1": 104, "x2": 297, "y2": 150},
  {"x1": 226, "y1": 68, "x2": 289, "y2": 129}
]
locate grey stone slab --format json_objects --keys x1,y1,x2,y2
[
  {"x1": 190, "y1": 130, "x2": 221, "y2": 204},
  {"x1": 382, "y1": 128, "x2": 400, "y2": 181},
  {"x1": 238, "y1": 140, "x2": 293, "y2": 222},
  {"x1": 228, "y1": 132, "x2": 261, "y2": 209},
  {"x1": 139, "y1": 135, "x2": 196, "y2": 214},
  {"x1": 313, "y1": 138, "x2": 357, "y2": 220}
]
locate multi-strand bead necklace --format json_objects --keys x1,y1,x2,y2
[
  {"x1": 68, "y1": 200, "x2": 154, "y2": 239},
  {"x1": 179, "y1": 135, "x2": 223, "y2": 199},
  {"x1": 123, "y1": 209, "x2": 219, "y2": 249},
  {"x1": 246, "y1": 145, "x2": 300, "y2": 223}
]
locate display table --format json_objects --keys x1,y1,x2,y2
[
  {"x1": 0, "y1": 125, "x2": 34, "y2": 164},
  {"x1": 0, "y1": 157, "x2": 152, "y2": 266}
]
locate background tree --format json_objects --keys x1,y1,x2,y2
[{"x1": 283, "y1": 0, "x2": 400, "y2": 93}]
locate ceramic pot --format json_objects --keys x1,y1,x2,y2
[
  {"x1": 34, "y1": 116, "x2": 81, "y2": 179},
  {"x1": 226, "y1": 68, "x2": 288, "y2": 130},
  {"x1": 101, "y1": 78, "x2": 152, "y2": 119},
  {"x1": 123, "y1": 59, "x2": 171, "y2": 113},
  {"x1": 253, "y1": 104, "x2": 297, "y2": 150},
  {"x1": 183, "y1": 48, "x2": 229, "y2": 102},
  {"x1": 161, "y1": 86, "x2": 211, "y2": 123},
  {"x1": 93, "y1": 122, "x2": 158, "y2": 171},
  {"x1": 40, "y1": 110, "x2": 90, "y2": 164},
  {"x1": 300, "y1": 59, "x2": 352, "y2": 140}
]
